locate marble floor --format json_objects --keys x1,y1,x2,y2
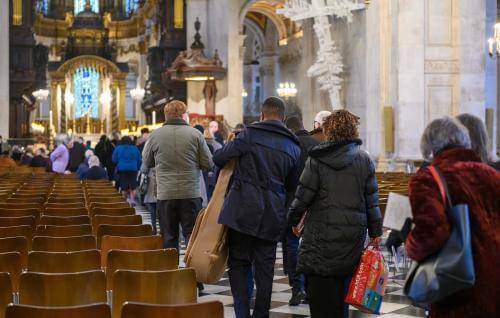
[{"x1": 137, "y1": 205, "x2": 426, "y2": 318}]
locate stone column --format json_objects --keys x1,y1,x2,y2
[
  {"x1": 60, "y1": 82, "x2": 67, "y2": 133},
  {"x1": 110, "y1": 83, "x2": 119, "y2": 134},
  {"x1": 0, "y1": 0, "x2": 9, "y2": 138},
  {"x1": 50, "y1": 81, "x2": 60, "y2": 134},
  {"x1": 259, "y1": 54, "x2": 278, "y2": 100},
  {"x1": 118, "y1": 80, "x2": 127, "y2": 130}
]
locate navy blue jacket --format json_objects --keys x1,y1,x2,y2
[
  {"x1": 214, "y1": 120, "x2": 301, "y2": 242},
  {"x1": 112, "y1": 144, "x2": 142, "y2": 172}
]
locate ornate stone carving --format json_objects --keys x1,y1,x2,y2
[{"x1": 424, "y1": 60, "x2": 460, "y2": 74}]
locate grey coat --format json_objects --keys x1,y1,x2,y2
[{"x1": 142, "y1": 118, "x2": 214, "y2": 200}]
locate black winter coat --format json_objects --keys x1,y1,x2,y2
[
  {"x1": 68, "y1": 142, "x2": 86, "y2": 171},
  {"x1": 214, "y1": 120, "x2": 301, "y2": 242},
  {"x1": 288, "y1": 139, "x2": 382, "y2": 276}
]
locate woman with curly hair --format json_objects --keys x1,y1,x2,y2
[{"x1": 288, "y1": 110, "x2": 382, "y2": 318}]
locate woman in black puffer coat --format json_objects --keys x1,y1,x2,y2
[{"x1": 288, "y1": 110, "x2": 382, "y2": 318}]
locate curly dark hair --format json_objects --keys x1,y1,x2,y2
[{"x1": 323, "y1": 110, "x2": 360, "y2": 143}]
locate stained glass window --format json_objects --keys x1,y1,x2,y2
[
  {"x1": 74, "y1": 0, "x2": 99, "y2": 15},
  {"x1": 38, "y1": 0, "x2": 49, "y2": 15},
  {"x1": 73, "y1": 67, "x2": 100, "y2": 118},
  {"x1": 125, "y1": 0, "x2": 139, "y2": 16}
]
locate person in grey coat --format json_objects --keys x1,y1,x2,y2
[{"x1": 142, "y1": 100, "x2": 213, "y2": 251}]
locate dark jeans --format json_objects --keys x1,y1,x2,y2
[
  {"x1": 146, "y1": 202, "x2": 157, "y2": 235},
  {"x1": 306, "y1": 274, "x2": 351, "y2": 318},
  {"x1": 283, "y1": 228, "x2": 304, "y2": 292},
  {"x1": 157, "y1": 198, "x2": 202, "y2": 251},
  {"x1": 228, "y1": 229, "x2": 277, "y2": 318}
]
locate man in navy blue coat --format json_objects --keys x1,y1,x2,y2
[{"x1": 213, "y1": 97, "x2": 301, "y2": 318}]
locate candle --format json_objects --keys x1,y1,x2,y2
[
  {"x1": 49, "y1": 110, "x2": 53, "y2": 131},
  {"x1": 488, "y1": 38, "x2": 495, "y2": 55},
  {"x1": 152, "y1": 111, "x2": 156, "y2": 125}
]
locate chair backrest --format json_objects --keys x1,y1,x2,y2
[
  {"x1": 5, "y1": 303, "x2": 111, "y2": 318},
  {"x1": 6, "y1": 198, "x2": 45, "y2": 204},
  {"x1": 39, "y1": 215, "x2": 90, "y2": 226},
  {"x1": 0, "y1": 209, "x2": 40, "y2": 219},
  {"x1": 89, "y1": 202, "x2": 130, "y2": 210},
  {"x1": 35, "y1": 225, "x2": 92, "y2": 237},
  {"x1": 0, "y1": 226, "x2": 34, "y2": 249},
  {"x1": 46, "y1": 197, "x2": 85, "y2": 204},
  {"x1": 32, "y1": 236, "x2": 96, "y2": 252},
  {"x1": 19, "y1": 270, "x2": 106, "y2": 306},
  {"x1": 0, "y1": 237, "x2": 28, "y2": 269},
  {"x1": 0, "y1": 203, "x2": 42, "y2": 210},
  {"x1": 91, "y1": 215, "x2": 142, "y2": 235},
  {"x1": 100, "y1": 235, "x2": 163, "y2": 268},
  {"x1": 43, "y1": 208, "x2": 88, "y2": 217},
  {"x1": 96, "y1": 225, "x2": 152, "y2": 248},
  {"x1": 44, "y1": 203, "x2": 86, "y2": 209},
  {"x1": 89, "y1": 197, "x2": 126, "y2": 204},
  {"x1": 106, "y1": 249, "x2": 178, "y2": 290},
  {"x1": 112, "y1": 269, "x2": 197, "y2": 318},
  {"x1": 0, "y1": 252, "x2": 22, "y2": 292},
  {"x1": 0, "y1": 216, "x2": 36, "y2": 229},
  {"x1": 28, "y1": 250, "x2": 101, "y2": 273},
  {"x1": 90, "y1": 207, "x2": 135, "y2": 218},
  {"x1": 0, "y1": 272, "x2": 13, "y2": 318},
  {"x1": 120, "y1": 301, "x2": 224, "y2": 318}
]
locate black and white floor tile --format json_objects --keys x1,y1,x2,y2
[{"x1": 136, "y1": 206, "x2": 426, "y2": 318}]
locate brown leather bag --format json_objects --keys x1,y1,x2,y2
[{"x1": 184, "y1": 160, "x2": 235, "y2": 284}]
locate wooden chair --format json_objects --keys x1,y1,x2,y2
[
  {"x1": 18, "y1": 270, "x2": 106, "y2": 306},
  {"x1": 89, "y1": 202, "x2": 130, "y2": 210},
  {"x1": 96, "y1": 225, "x2": 152, "y2": 248},
  {"x1": 0, "y1": 216, "x2": 35, "y2": 229},
  {"x1": 43, "y1": 207, "x2": 88, "y2": 217},
  {"x1": 32, "y1": 235, "x2": 96, "y2": 252},
  {"x1": 120, "y1": 301, "x2": 224, "y2": 318},
  {"x1": 6, "y1": 197, "x2": 45, "y2": 204},
  {"x1": 0, "y1": 237, "x2": 28, "y2": 269},
  {"x1": 90, "y1": 207, "x2": 135, "y2": 218},
  {"x1": 28, "y1": 250, "x2": 101, "y2": 273},
  {"x1": 106, "y1": 249, "x2": 178, "y2": 290},
  {"x1": 0, "y1": 226, "x2": 34, "y2": 249},
  {"x1": 0, "y1": 252, "x2": 22, "y2": 292},
  {"x1": 0, "y1": 272, "x2": 13, "y2": 318},
  {"x1": 100, "y1": 235, "x2": 163, "y2": 268},
  {"x1": 39, "y1": 215, "x2": 90, "y2": 226},
  {"x1": 35, "y1": 225, "x2": 92, "y2": 237},
  {"x1": 5, "y1": 303, "x2": 111, "y2": 318},
  {"x1": 91, "y1": 215, "x2": 142, "y2": 235},
  {"x1": 112, "y1": 269, "x2": 197, "y2": 318},
  {"x1": 44, "y1": 203, "x2": 86, "y2": 209}
]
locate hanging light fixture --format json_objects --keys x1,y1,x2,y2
[
  {"x1": 130, "y1": 86, "x2": 146, "y2": 101},
  {"x1": 277, "y1": 82, "x2": 298, "y2": 98},
  {"x1": 488, "y1": 23, "x2": 500, "y2": 57}
]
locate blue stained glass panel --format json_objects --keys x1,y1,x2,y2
[
  {"x1": 74, "y1": 0, "x2": 99, "y2": 15},
  {"x1": 74, "y1": 67, "x2": 100, "y2": 119},
  {"x1": 125, "y1": 0, "x2": 139, "y2": 15}
]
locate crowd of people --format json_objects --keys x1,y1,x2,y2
[{"x1": 0, "y1": 97, "x2": 498, "y2": 318}]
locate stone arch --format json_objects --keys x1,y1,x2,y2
[
  {"x1": 238, "y1": 0, "x2": 288, "y2": 41},
  {"x1": 54, "y1": 55, "x2": 124, "y2": 78}
]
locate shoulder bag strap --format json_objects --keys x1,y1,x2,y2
[{"x1": 428, "y1": 165, "x2": 453, "y2": 208}]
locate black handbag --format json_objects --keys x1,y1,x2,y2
[{"x1": 404, "y1": 166, "x2": 475, "y2": 305}]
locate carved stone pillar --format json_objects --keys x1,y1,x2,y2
[
  {"x1": 110, "y1": 82, "x2": 119, "y2": 133},
  {"x1": 118, "y1": 80, "x2": 127, "y2": 131},
  {"x1": 60, "y1": 81, "x2": 67, "y2": 133},
  {"x1": 0, "y1": 0, "x2": 8, "y2": 138},
  {"x1": 50, "y1": 81, "x2": 60, "y2": 134}
]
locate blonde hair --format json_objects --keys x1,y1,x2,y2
[{"x1": 164, "y1": 100, "x2": 187, "y2": 120}]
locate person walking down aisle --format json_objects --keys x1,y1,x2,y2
[
  {"x1": 213, "y1": 97, "x2": 301, "y2": 318},
  {"x1": 50, "y1": 134, "x2": 70, "y2": 174},
  {"x1": 288, "y1": 110, "x2": 382, "y2": 318},
  {"x1": 142, "y1": 100, "x2": 213, "y2": 251},
  {"x1": 310, "y1": 110, "x2": 331, "y2": 142},
  {"x1": 112, "y1": 136, "x2": 142, "y2": 205},
  {"x1": 283, "y1": 116, "x2": 319, "y2": 306},
  {"x1": 406, "y1": 117, "x2": 500, "y2": 318},
  {"x1": 95, "y1": 135, "x2": 115, "y2": 180},
  {"x1": 68, "y1": 138, "x2": 86, "y2": 172}
]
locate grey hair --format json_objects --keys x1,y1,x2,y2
[
  {"x1": 420, "y1": 116, "x2": 471, "y2": 161},
  {"x1": 88, "y1": 155, "x2": 100, "y2": 168},
  {"x1": 54, "y1": 133, "x2": 70, "y2": 146},
  {"x1": 456, "y1": 113, "x2": 491, "y2": 163}
]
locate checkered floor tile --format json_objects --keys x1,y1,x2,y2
[{"x1": 137, "y1": 206, "x2": 426, "y2": 318}]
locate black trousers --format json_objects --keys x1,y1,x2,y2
[
  {"x1": 228, "y1": 229, "x2": 277, "y2": 318},
  {"x1": 157, "y1": 198, "x2": 202, "y2": 251},
  {"x1": 306, "y1": 274, "x2": 351, "y2": 318}
]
